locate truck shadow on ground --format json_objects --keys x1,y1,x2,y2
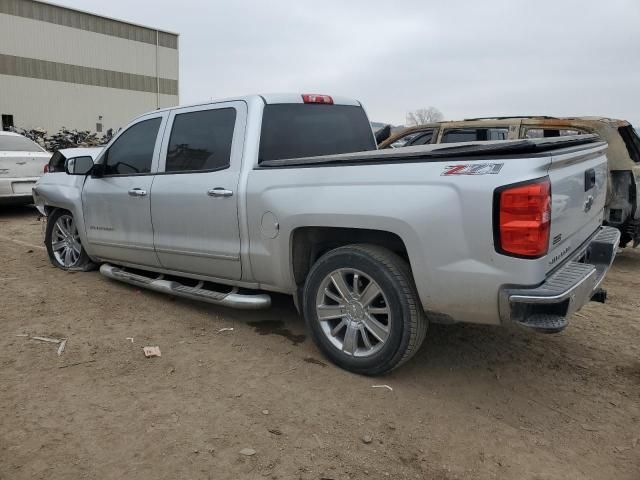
[
  {"x1": 143, "y1": 283, "x2": 618, "y2": 384},
  {"x1": 0, "y1": 204, "x2": 38, "y2": 219}
]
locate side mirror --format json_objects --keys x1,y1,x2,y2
[{"x1": 65, "y1": 156, "x2": 94, "y2": 175}]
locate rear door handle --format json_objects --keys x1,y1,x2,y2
[
  {"x1": 128, "y1": 188, "x2": 147, "y2": 197},
  {"x1": 207, "y1": 188, "x2": 233, "y2": 197}
]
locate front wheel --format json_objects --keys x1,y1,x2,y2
[
  {"x1": 45, "y1": 210, "x2": 95, "y2": 271},
  {"x1": 303, "y1": 244, "x2": 427, "y2": 375}
]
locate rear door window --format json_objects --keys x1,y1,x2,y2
[
  {"x1": 165, "y1": 108, "x2": 236, "y2": 172},
  {"x1": 258, "y1": 104, "x2": 375, "y2": 162},
  {"x1": 103, "y1": 118, "x2": 161, "y2": 175},
  {"x1": 441, "y1": 127, "x2": 509, "y2": 143}
]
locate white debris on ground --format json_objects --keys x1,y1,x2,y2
[
  {"x1": 24, "y1": 335, "x2": 68, "y2": 355},
  {"x1": 143, "y1": 346, "x2": 162, "y2": 358},
  {"x1": 371, "y1": 384, "x2": 393, "y2": 391}
]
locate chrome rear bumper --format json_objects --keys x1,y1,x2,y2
[{"x1": 500, "y1": 227, "x2": 620, "y2": 332}]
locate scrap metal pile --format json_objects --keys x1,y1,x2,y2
[{"x1": 10, "y1": 126, "x2": 114, "y2": 152}]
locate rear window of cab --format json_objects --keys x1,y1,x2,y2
[{"x1": 258, "y1": 104, "x2": 376, "y2": 162}]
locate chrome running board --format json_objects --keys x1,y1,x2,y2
[{"x1": 99, "y1": 263, "x2": 271, "y2": 310}]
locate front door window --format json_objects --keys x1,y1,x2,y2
[{"x1": 103, "y1": 118, "x2": 161, "y2": 175}]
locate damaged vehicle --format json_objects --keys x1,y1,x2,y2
[
  {"x1": 33, "y1": 95, "x2": 619, "y2": 375},
  {"x1": 0, "y1": 131, "x2": 50, "y2": 205},
  {"x1": 379, "y1": 117, "x2": 640, "y2": 247}
]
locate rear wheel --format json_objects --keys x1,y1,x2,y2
[
  {"x1": 45, "y1": 210, "x2": 95, "y2": 271},
  {"x1": 303, "y1": 244, "x2": 427, "y2": 375}
]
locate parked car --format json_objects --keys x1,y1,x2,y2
[
  {"x1": 33, "y1": 94, "x2": 619, "y2": 374},
  {"x1": 379, "y1": 116, "x2": 640, "y2": 247},
  {"x1": 46, "y1": 147, "x2": 104, "y2": 173},
  {"x1": 0, "y1": 131, "x2": 50, "y2": 205}
]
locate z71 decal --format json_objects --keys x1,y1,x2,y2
[{"x1": 441, "y1": 163, "x2": 504, "y2": 176}]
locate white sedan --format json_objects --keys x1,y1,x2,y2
[{"x1": 0, "y1": 131, "x2": 51, "y2": 205}]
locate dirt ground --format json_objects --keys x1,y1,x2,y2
[{"x1": 0, "y1": 206, "x2": 638, "y2": 480}]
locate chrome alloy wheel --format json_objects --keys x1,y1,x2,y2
[
  {"x1": 315, "y1": 268, "x2": 391, "y2": 357},
  {"x1": 51, "y1": 214, "x2": 82, "y2": 268}
]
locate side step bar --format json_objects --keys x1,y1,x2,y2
[{"x1": 99, "y1": 264, "x2": 271, "y2": 310}]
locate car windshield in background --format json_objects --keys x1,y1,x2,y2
[
  {"x1": 389, "y1": 129, "x2": 436, "y2": 148},
  {"x1": 619, "y1": 125, "x2": 640, "y2": 163},
  {"x1": 258, "y1": 104, "x2": 376, "y2": 162},
  {"x1": 0, "y1": 135, "x2": 44, "y2": 152}
]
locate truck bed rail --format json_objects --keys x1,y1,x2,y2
[{"x1": 259, "y1": 135, "x2": 602, "y2": 168}]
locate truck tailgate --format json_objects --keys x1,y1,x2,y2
[{"x1": 546, "y1": 142, "x2": 608, "y2": 271}]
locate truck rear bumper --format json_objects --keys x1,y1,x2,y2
[{"x1": 499, "y1": 226, "x2": 620, "y2": 332}]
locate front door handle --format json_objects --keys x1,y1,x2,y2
[
  {"x1": 128, "y1": 188, "x2": 147, "y2": 197},
  {"x1": 207, "y1": 188, "x2": 233, "y2": 197}
]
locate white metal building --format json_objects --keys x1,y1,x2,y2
[{"x1": 0, "y1": 0, "x2": 179, "y2": 134}]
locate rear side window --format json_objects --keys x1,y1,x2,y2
[
  {"x1": 441, "y1": 128, "x2": 509, "y2": 143},
  {"x1": 523, "y1": 128, "x2": 584, "y2": 138},
  {"x1": 165, "y1": 108, "x2": 236, "y2": 172},
  {"x1": 258, "y1": 104, "x2": 375, "y2": 162},
  {"x1": 0, "y1": 134, "x2": 44, "y2": 152},
  {"x1": 618, "y1": 125, "x2": 640, "y2": 164},
  {"x1": 104, "y1": 118, "x2": 161, "y2": 175}
]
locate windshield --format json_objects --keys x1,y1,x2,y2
[
  {"x1": 618, "y1": 125, "x2": 640, "y2": 164},
  {"x1": 258, "y1": 104, "x2": 376, "y2": 162},
  {"x1": 0, "y1": 135, "x2": 44, "y2": 152}
]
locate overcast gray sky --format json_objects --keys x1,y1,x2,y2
[{"x1": 60, "y1": 0, "x2": 640, "y2": 126}]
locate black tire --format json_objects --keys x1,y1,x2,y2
[
  {"x1": 45, "y1": 209, "x2": 95, "y2": 271},
  {"x1": 303, "y1": 244, "x2": 427, "y2": 375}
]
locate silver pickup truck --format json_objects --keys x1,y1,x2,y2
[{"x1": 33, "y1": 93, "x2": 620, "y2": 375}]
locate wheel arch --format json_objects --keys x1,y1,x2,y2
[{"x1": 290, "y1": 226, "x2": 411, "y2": 288}]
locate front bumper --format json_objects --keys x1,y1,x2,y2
[{"x1": 500, "y1": 226, "x2": 621, "y2": 332}]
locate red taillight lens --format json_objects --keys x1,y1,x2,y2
[
  {"x1": 496, "y1": 178, "x2": 551, "y2": 258},
  {"x1": 302, "y1": 94, "x2": 333, "y2": 104},
  {"x1": 43, "y1": 164, "x2": 49, "y2": 173}
]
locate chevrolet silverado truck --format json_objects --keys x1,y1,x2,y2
[{"x1": 33, "y1": 94, "x2": 620, "y2": 375}]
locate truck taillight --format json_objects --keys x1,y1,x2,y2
[
  {"x1": 43, "y1": 164, "x2": 49, "y2": 173},
  {"x1": 495, "y1": 177, "x2": 551, "y2": 258},
  {"x1": 302, "y1": 94, "x2": 333, "y2": 104}
]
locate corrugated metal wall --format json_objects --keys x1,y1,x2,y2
[
  {"x1": 0, "y1": 74, "x2": 176, "y2": 133},
  {"x1": 0, "y1": 2, "x2": 179, "y2": 134}
]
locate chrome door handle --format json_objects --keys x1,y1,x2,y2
[
  {"x1": 207, "y1": 188, "x2": 233, "y2": 197},
  {"x1": 128, "y1": 188, "x2": 147, "y2": 197}
]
